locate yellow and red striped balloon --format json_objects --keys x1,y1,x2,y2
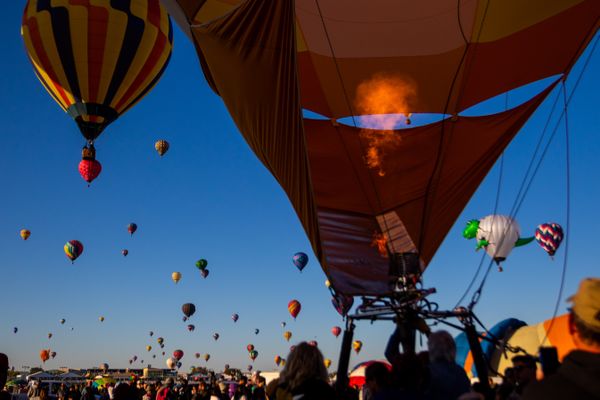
[
  {"x1": 21, "y1": 0, "x2": 173, "y2": 142},
  {"x1": 288, "y1": 299, "x2": 301, "y2": 319}
]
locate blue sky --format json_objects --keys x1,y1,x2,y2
[{"x1": 1, "y1": 2, "x2": 598, "y2": 373}]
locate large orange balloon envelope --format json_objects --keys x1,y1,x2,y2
[
  {"x1": 288, "y1": 300, "x2": 301, "y2": 319},
  {"x1": 21, "y1": 0, "x2": 173, "y2": 143}
]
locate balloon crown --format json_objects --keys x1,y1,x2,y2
[
  {"x1": 82, "y1": 144, "x2": 96, "y2": 160},
  {"x1": 463, "y1": 219, "x2": 480, "y2": 239}
]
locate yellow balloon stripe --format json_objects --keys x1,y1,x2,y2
[{"x1": 68, "y1": 5, "x2": 90, "y2": 102}]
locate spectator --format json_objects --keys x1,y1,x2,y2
[
  {"x1": 523, "y1": 277, "x2": 600, "y2": 399},
  {"x1": 0, "y1": 354, "x2": 9, "y2": 400},
  {"x1": 364, "y1": 362, "x2": 397, "y2": 400},
  {"x1": 511, "y1": 355, "x2": 537, "y2": 395},
  {"x1": 425, "y1": 330, "x2": 471, "y2": 400}
]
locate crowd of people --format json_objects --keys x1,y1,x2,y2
[{"x1": 2, "y1": 277, "x2": 599, "y2": 400}]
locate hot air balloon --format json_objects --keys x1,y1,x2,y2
[
  {"x1": 50, "y1": 351, "x2": 57, "y2": 359},
  {"x1": 324, "y1": 359, "x2": 332, "y2": 369},
  {"x1": 535, "y1": 223, "x2": 564, "y2": 258},
  {"x1": 195, "y1": 259, "x2": 208, "y2": 271},
  {"x1": 213, "y1": 333, "x2": 220, "y2": 341},
  {"x1": 127, "y1": 223, "x2": 137, "y2": 236},
  {"x1": 325, "y1": 280, "x2": 331, "y2": 288},
  {"x1": 173, "y1": 350, "x2": 184, "y2": 360},
  {"x1": 182, "y1": 316, "x2": 188, "y2": 322},
  {"x1": 332, "y1": 294, "x2": 354, "y2": 317},
  {"x1": 161, "y1": 0, "x2": 596, "y2": 300},
  {"x1": 152, "y1": 355, "x2": 156, "y2": 359},
  {"x1": 283, "y1": 331, "x2": 292, "y2": 342},
  {"x1": 281, "y1": 359, "x2": 286, "y2": 367},
  {"x1": 122, "y1": 249, "x2": 129, "y2": 257},
  {"x1": 157, "y1": 337, "x2": 164, "y2": 345},
  {"x1": 246, "y1": 344, "x2": 254, "y2": 352},
  {"x1": 146, "y1": 346, "x2": 152, "y2": 352},
  {"x1": 171, "y1": 272, "x2": 182, "y2": 284},
  {"x1": 292, "y1": 252, "x2": 309, "y2": 272},
  {"x1": 288, "y1": 300, "x2": 301, "y2": 319},
  {"x1": 255, "y1": 329, "x2": 260, "y2": 335},
  {"x1": 232, "y1": 313, "x2": 239, "y2": 323},
  {"x1": 133, "y1": 355, "x2": 138, "y2": 362},
  {"x1": 129, "y1": 359, "x2": 133, "y2": 365},
  {"x1": 155, "y1": 140, "x2": 170, "y2": 157},
  {"x1": 195, "y1": 353, "x2": 200, "y2": 359},
  {"x1": 249, "y1": 350, "x2": 258, "y2": 361},
  {"x1": 463, "y1": 216, "x2": 534, "y2": 271},
  {"x1": 281, "y1": 322, "x2": 286, "y2": 328},
  {"x1": 331, "y1": 326, "x2": 342, "y2": 338},
  {"x1": 21, "y1": 0, "x2": 173, "y2": 183},
  {"x1": 224, "y1": 364, "x2": 230, "y2": 371},
  {"x1": 64, "y1": 240, "x2": 83, "y2": 263},
  {"x1": 176, "y1": 362, "x2": 182, "y2": 369},
  {"x1": 40, "y1": 349, "x2": 50, "y2": 363},
  {"x1": 166, "y1": 358, "x2": 177, "y2": 369},
  {"x1": 60, "y1": 319, "x2": 66, "y2": 325},
  {"x1": 182, "y1": 303, "x2": 196, "y2": 318},
  {"x1": 149, "y1": 331, "x2": 154, "y2": 337},
  {"x1": 48, "y1": 333, "x2": 52, "y2": 339},
  {"x1": 200, "y1": 269, "x2": 209, "y2": 279},
  {"x1": 353, "y1": 340, "x2": 363, "y2": 354},
  {"x1": 162, "y1": 351, "x2": 165, "y2": 356},
  {"x1": 274, "y1": 355, "x2": 282, "y2": 366},
  {"x1": 247, "y1": 365, "x2": 253, "y2": 372},
  {"x1": 13, "y1": 327, "x2": 17, "y2": 334},
  {"x1": 187, "y1": 324, "x2": 195, "y2": 332},
  {"x1": 203, "y1": 354, "x2": 210, "y2": 362},
  {"x1": 100, "y1": 363, "x2": 109, "y2": 371},
  {"x1": 290, "y1": 345, "x2": 296, "y2": 353},
  {"x1": 20, "y1": 229, "x2": 31, "y2": 240},
  {"x1": 99, "y1": 316, "x2": 105, "y2": 322}
]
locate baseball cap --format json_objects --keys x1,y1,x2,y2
[{"x1": 567, "y1": 277, "x2": 600, "y2": 331}]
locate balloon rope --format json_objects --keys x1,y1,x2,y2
[{"x1": 540, "y1": 81, "x2": 571, "y2": 347}]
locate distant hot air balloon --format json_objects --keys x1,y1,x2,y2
[
  {"x1": 283, "y1": 331, "x2": 292, "y2": 342},
  {"x1": 133, "y1": 356, "x2": 138, "y2": 361},
  {"x1": 195, "y1": 259, "x2": 208, "y2": 271},
  {"x1": 463, "y1": 215, "x2": 534, "y2": 271},
  {"x1": 99, "y1": 316, "x2": 105, "y2": 322},
  {"x1": 288, "y1": 300, "x2": 301, "y2": 319},
  {"x1": 182, "y1": 316, "x2": 188, "y2": 322},
  {"x1": 182, "y1": 303, "x2": 196, "y2": 318},
  {"x1": 292, "y1": 252, "x2": 309, "y2": 272},
  {"x1": 149, "y1": 331, "x2": 154, "y2": 337},
  {"x1": 332, "y1": 294, "x2": 354, "y2": 317},
  {"x1": 100, "y1": 363, "x2": 109, "y2": 371},
  {"x1": 48, "y1": 333, "x2": 52, "y2": 339},
  {"x1": 129, "y1": 359, "x2": 133, "y2": 365},
  {"x1": 203, "y1": 354, "x2": 210, "y2": 362},
  {"x1": 146, "y1": 346, "x2": 152, "y2": 352},
  {"x1": 173, "y1": 350, "x2": 184, "y2": 360},
  {"x1": 213, "y1": 333, "x2": 220, "y2": 341},
  {"x1": 200, "y1": 269, "x2": 209, "y2": 279},
  {"x1": 187, "y1": 324, "x2": 195, "y2": 332},
  {"x1": 255, "y1": 329, "x2": 260, "y2": 335},
  {"x1": 40, "y1": 349, "x2": 50, "y2": 363},
  {"x1": 353, "y1": 340, "x2": 363, "y2": 354},
  {"x1": 60, "y1": 319, "x2": 66, "y2": 325},
  {"x1": 122, "y1": 249, "x2": 129, "y2": 257},
  {"x1": 249, "y1": 350, "x2": 258, "y2": 361},
  {"x1": 50, "y1": 351, "x2": 56, "y2": 359},
  {"x1": 155, "y1": 140, "x2": 170, "y2": 157},
  {"x1": 64, "y1": 240, "x2": 84, "y2": 263},
  {"x1": 172, "y1": 272, "x2": 182, "y2": 284},
  {"x1": 325, "y1": 279, "x2": 331, "y2": 288},
  {"x1": 195, "y1": 353, "x2": 200, "y2": 359},
  {"x1": 331, "y1": 326, "x2": 342, "y2": 338},
  {"x1": 152, "y1": 355, "x2": 156, "y2": 359},
  {"x1": 280, "y1": 359, "x2": 286, "y2": 367},
  {"x1": 20, "y1": 229, "x2": 31, "y2": 240},
  {"x1": 324, "y1": 359, "x2": 332, "y2": 369},
  {"x1": 157, "y1": 337, "x2": 164, "y2": 345},
  {"x1": 246, "y1": 344, "x2": 254, "y2": 352},
  {"x1": 176, "y1": 362, "x2": 181, "y2": 369},
  {"x1": 274, "y1": 355, "x2": 282, "y2": 366},
  {"x1": 281, "y1": 322, "x2": 286, "y2": 328},
  {"x1": 224, "y1": 364, "x2": 230, "y2": 371},
  {"x1": 78, "y1": 145, "x2": 102, "y2": 185},
  {"x1": 162, "y1": 351, "x2": 165, "y2": 356},
  {"x1": 535, "y1": 223, "x2": 564, "y2": 258},
  {"x1": 232, "y1": 313, "x2": 239, "y2": 323},
  {"x1": 166, "y1": 358, "x2": 177, "y2": 369},
  {"x1": 127, "y1": 223, "x2": 137, "y2": 236},
  {"x1": 247, "y1": 365, "x2": 253, "y2": 372},
  {"x1": 13, "y1": 327, "x2": 17, "y2": 334}
]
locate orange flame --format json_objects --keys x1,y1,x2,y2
[
  {"x1": 371, "y1": 232, "x2": 389, "y2": 258},
  {"x1": 355, "y1": 74, "x2": 417, "y2": 176}
]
